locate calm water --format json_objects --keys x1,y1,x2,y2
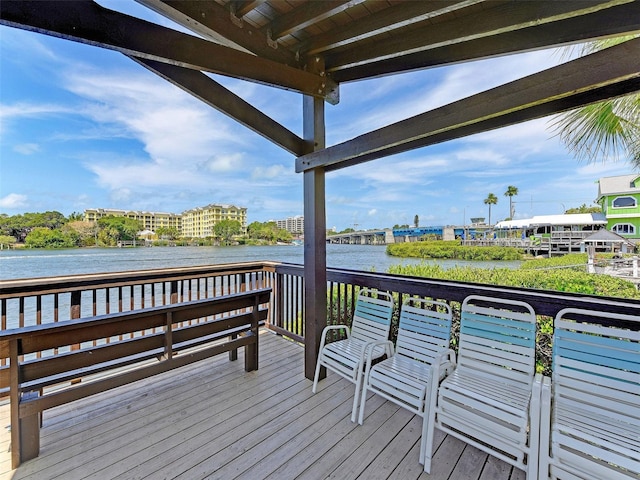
[{"x1": 0, "y1": 244, "x2": 520, "y2": 281}]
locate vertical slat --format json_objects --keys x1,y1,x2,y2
[
  {"x1": 164, "y1": 311, "x2": 173, "y2": 360},
  {"x1": 18, "y1": 297, "x2": 24, "y2": 328},
  {"x1": 1, "y1": 298, "x2": 6, "y2": 366},
  {"x1": 9, "y1": 338, "x2": 20, "y2": 468}
]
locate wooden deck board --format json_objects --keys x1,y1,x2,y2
[{"x1": 0, "y1": 330, "x2": 520, "y2": 480}]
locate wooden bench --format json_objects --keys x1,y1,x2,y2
[{"x1": 0, "y1": 288, "x2": 271, "y2": 468}]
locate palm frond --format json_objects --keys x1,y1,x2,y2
[
  {"x1": 552, "y1": 95, "x2": 640, "y2": 165},
  {"x1": 552, "y1": 36, "x2": 640, "y2": 167}
]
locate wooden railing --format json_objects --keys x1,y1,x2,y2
[
  {"x1": 2, "y1": 260, "x2": 640, "y2": 375},
  {"x1": 271, "y1": 263, "x2": 640, "y2": 331}
]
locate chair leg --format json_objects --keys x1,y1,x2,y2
[
  {"x1": 312, "y1": 357, "x2": 323, "y2": 394},
  {"x1": 422, "y1": 373, "x2": 439, "y2": 471},
  {"x1": 351, "y1": 367, "x2": 363, "y2": 423},
  {"x1": 358, "y1": 381, "x2": 369, "y2": 425}
]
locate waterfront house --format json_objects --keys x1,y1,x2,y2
[{"x1": 597, "y1": 174, "x2": 640, "y2": 242}]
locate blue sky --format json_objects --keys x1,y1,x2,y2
[{"x1": 0, "y1": 2, "x2": 635, "y2": 231}]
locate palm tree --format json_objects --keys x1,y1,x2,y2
[
  {"x1": 552, "y1": 36, "x2": 640, "y2": 166},
  {"x1": 484, "y1": 193, "x2": 498, "y2": 225},
  {"x1": 504, "y1": 185, "x2": 518, "y2": 219}
]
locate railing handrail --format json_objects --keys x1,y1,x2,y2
[
  {"x1": 274, "y1": 263, "x2": 640, "y2": 325},
  {"x1": 0, "y1": 261, "x2": 279, "y2": 298}
]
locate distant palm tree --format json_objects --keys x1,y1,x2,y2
[
  {"x1": 552, "y1": 36, "x2": 640, "y2": 166},
  {"x1": 484, "y1": 193, "x2": 498, "y2": 225},
  {"x1": 504, "y1": 186, "x2": 518, "y2": 219}
]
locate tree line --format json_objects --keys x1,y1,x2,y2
[{"x1": 0, "y1": 212, "x2": 293, "y2": 249}]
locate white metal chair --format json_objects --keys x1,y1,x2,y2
[
  {"x1": 312, "y1": 288, "x2": 394, "y2": 422},
  {"x1": 539, "y1": 308, "x2": 640, "y2": 480},
  {"x1": 358, "y1": 297, "x2": 455, "y2": 472},
  {"x1": 433, "y1": 295, "x2": 542, "y2": 479}
]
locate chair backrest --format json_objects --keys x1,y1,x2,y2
[
  {"x1": 552, "y1": 308, "x2": 639, "y2": 475},
  {"x1": 350, "y1": 289, "x2": 394, "y2": 343},
  {"x1": 458, "y1": 295, "x2": 536, "y2": 385},
  {"x1": 396, "y1": 298, "x2": 452, "y2": 365}
]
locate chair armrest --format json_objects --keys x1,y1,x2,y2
[
  {"x1": 318, "y1": 324, "x2": 350, "y2": 353},
  {"x1": 362, "y1": 339, "x2": 394, "y2": 380},
  {"x1": 320, "y1": 324, "x2": 350, "y2": 338},
  {"x1": 435, "y1": 349, "x2": 457, "y2": 379},
  {"x1": 363, "y1": 340, "x2": 394, "y2": 363}
]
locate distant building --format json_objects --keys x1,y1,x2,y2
[
  {"x1": 596, "y1": 174, "x2": 640, "y2": 241},
  {"x1": 181, "y1": 204, "x2": 247, "y2": 238},
  {"x1": 83, "y1": 208, "x2": 182, "y2": 232},
  {"x1": 275, "y1": 215, "x2": 304, "y2": 235}
]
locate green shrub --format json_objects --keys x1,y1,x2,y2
[
  {"x1": 387, "y1": 240, "x2": 522, "y2": 261},
  {"x1": 388, "y1": 262, "x2": 640, "y2": 375}
]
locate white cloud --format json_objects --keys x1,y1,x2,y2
[
  {"x1": 13, "y1": 143, "x2": 40, "y2": 155},
  {"x1": 0, "y1": 193, "x2": 28, "y2": 209}
]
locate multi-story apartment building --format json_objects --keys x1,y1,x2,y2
[
  {"x1": 181, "y1": 204, "x2": 247, "y2": 238},
  {"x1": 275, "y1": 215, "x2": 304, "y2": 235},
  {"x1": 83, "y1": 208, "x2": 182, "y2": 232}
]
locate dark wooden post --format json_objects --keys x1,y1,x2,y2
[
  {"x1": 244, "y1": 294, "x2": 260, "y2": 372},
  {"x1": 303, "y1": 56, "x2": 327, "y2": 381},
  {"x1": 10, "y1": 338, "x2": 40, "y2": 468}
]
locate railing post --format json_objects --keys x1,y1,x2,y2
[
  {"x1": 9, "y1": 338, "x2": 40, "y2": 468},
  {"x1": 244, "y1": 294, "x2": 259, "y2": 372}
]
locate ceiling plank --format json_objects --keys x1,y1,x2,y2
[
  {"x1": 302, "y1": 0, "x2": 484, "y2": 55},
  {"x1": 330, "y1": 1, "x2": 640, "y2": 82},
  {"x1": 231, "y1": 0, "x2": 266, "y2": 18},
  {"x1": 0, "y1": 0, "x2": 335, "y2": 100},
  {"x1": 296, "y1": 38, "x2": 640, "y2": 173},
  {"x1": 131, "y1": 57, "x2": 306, "y2": 156},
  {"x1": 267, "y1": 0, "x2": 365, "y2": 40},
  {"x1": 327, "y1": 0, "x2": 629, "y2": 71},
  {"x1": 137, "y1": 0, "x2": 299, "y2": 67}
]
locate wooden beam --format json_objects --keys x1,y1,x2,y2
[
  {"x1": 0, "y1": 0, "x2": 336, "y2": 100},
  {"x1": 138, "y1": 0, "x2": 299, "y2": 68},
  {"x1": 131, "y1": 57, "x2": 306, "y2": 156},
  {"x1": 296, "y1": 38, "x2": 640, "y2": 173},
  {"x1": 330, "y1": 1, "x2": 640, "y2": 81},
  {"x1": 327, "y1": 0, "x2": 629, "y2": 72}
]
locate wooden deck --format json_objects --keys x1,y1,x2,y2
[{"x1": 0, "y1": 330, "x2": 525, "y2": 480}]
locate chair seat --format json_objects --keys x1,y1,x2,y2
[
  {"x1": 437, "y1": 367, "x2": 533, "y2": 458},
  {"x1": 320, "y1": 337, "x2": 387, "y2": 381},
  {"x1": 367, "y1": 356, "x2": 433, "y2": 412},
  {"x1": 552, "y1": 403, "x2": 640, "y2": 476}
]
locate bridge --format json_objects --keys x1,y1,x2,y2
[
  {"x1": 326, "y1": 226, "x2": 470, "y2": 245},
  {"x1": 327, "y1": 229, "x2": 394, "y2": 245}
]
